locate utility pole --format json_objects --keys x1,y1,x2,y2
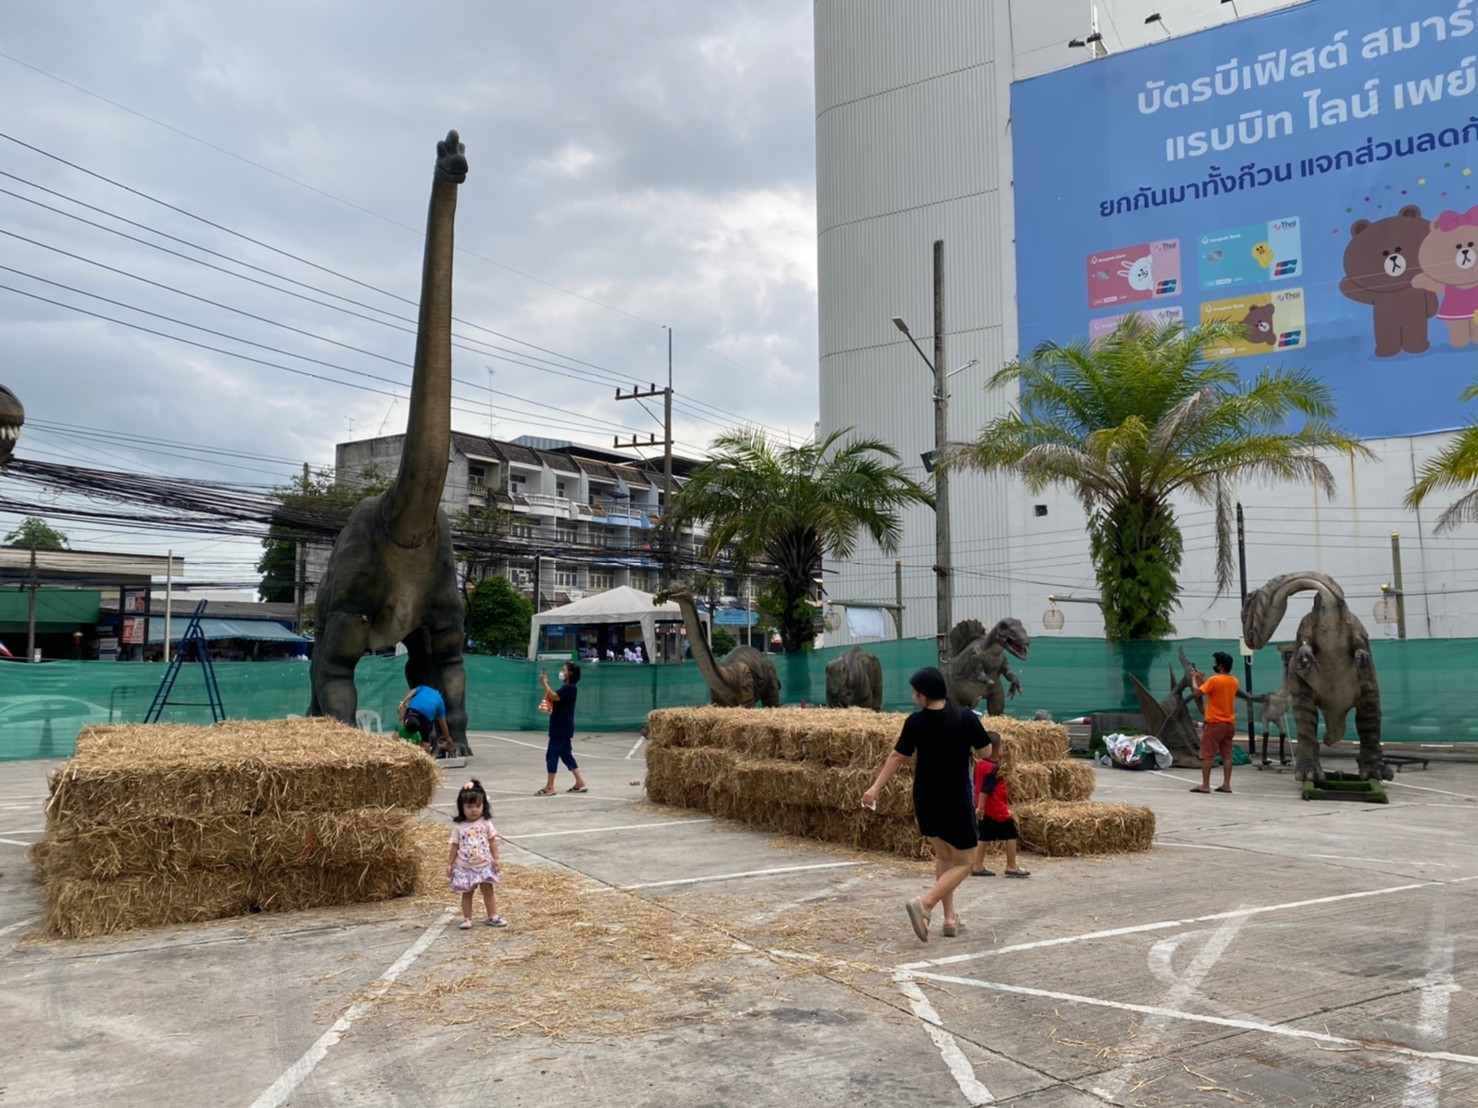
[
  {"x1": 1236, "y1": 503, "x2": 1256, "y2": 761},
  {"x1": 614, "y1": 334, "x2": 675, "y2": 585},
  {"x1": 1391, "y1": 531, "x2": 1407, "y2": 640},
  {"x1": 295, "y1": 461, "x2": 309, "y2": 634},
  {"x1": 931, "y1": 240, "x2": 952, "y2": 665},
  {"x1": 25, "y1": 541, "x2": 38, "y2": 663}
]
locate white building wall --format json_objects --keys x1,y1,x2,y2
[{"x1": 814, "y1": 0, "x2": 1478, "y2": 647}]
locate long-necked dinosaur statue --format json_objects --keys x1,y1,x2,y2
[
  {"x1": 659, "y1": 582, "x2": 781, "y2": 707},
  {"x1": 825, "y1": 646, "x2": 883, "y2": 710},
  {"x1": 308, "y1": 130, "x2": 471, "y2": 754},
  {"x1": 1242, "y1": 571, "x2": 1390, "y2": 783},
  {"x1": 942, "y1": 617, "x2": 1031, "y2": 716},
  {"x1": 0, "y1": 386, "x2": 22, "y2": 463}
]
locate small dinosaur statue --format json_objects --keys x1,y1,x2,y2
[
  {"x1": 825, "y1": 646, "x2": 883, "y2": 710},
  {"x1": 308, "y1": 131, "x2": 472, "y2": 754},
  {"x1": 1128, "y1": 648, "x2": 1203, "y2": 765},
  {"x1": 942, "y1": 618, "x2": 1031, "y2": 716},
  {"x1": 660, "y1": 582, "x2": 781, "y2": 707},
  {"x1": 1242, "y1": 572, "x2": 1390, "y2": 783},
  {"x1": 0, "y1": 386, "x2": 22, "y2": 463}
]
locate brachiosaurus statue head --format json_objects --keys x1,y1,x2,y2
[{"x1": 435, "y1": 130, "x2": 468, "y2": 184}]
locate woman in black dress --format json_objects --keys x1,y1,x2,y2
[{"x1": 863, "y1": 666, "x2": 999, "y2": 942}]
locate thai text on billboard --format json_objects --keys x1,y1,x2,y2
[{"x1": 1012, "y1": 0, "x2": 1478, "y2": 436}]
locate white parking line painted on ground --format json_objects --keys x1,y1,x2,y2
[
  {"x1": 0, "y1": 917, "x2": 37, "y2": 938},
  {"x1": 477, "y1": 734, "x2": 627, "y2": 759},
  {"x1": 0, "y1": 828, "x2": 43, "y2": 835},
  {"x1": 1308, "y1": 854, "x2": 1453, "y2": 867},
  {"x1": 625, "y1": 736, "x2": 645, "y2": 759},
  {"x1": 0, "y1": 795, "x2": 47, "y2": 801},
  {"x1": 1090, "y1": 913, "x2": 1247, "y2": 1103},
  {"x1": 507, "y1": 818, "x2": 715, "y2": 840},
  {"x1": 895, "y1": 974, "x2": 993, "y2": 1106},
  {"x1": 1404, "y1": 904, "x2": 1457, "y2": 1108},
  {"x1": 1153, "y1": 841, "x2": 1239, "y2": 851},
  {"x1": 906, "y1": 970, "x2": 1478, "y2": 1067},
  {"x1": 595, "y1": 861, "x2": 863, "y2": 892},
  {"x1": 249, "y1": 908, "x2": 455, "y2": 1108},
  {"x1": 1388, "y1": 780, "x2": 1478, "y2": 801},
  {"x1": 896, "y1": 876, "x2": 1478, "y2": 972},
  {"x1": 0, "y1": 837, "x2": 35, "y2": 847}
]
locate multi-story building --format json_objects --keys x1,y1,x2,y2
[{"x1": 325, "y1": 431, "x2": 724, "y2": 610}]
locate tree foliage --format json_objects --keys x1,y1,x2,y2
[
  {"x1": 710, "y1": 625, "x2": 738, "y2": 657},
  {"x1": 951, "y1": 317, "x2": 1368, "y2": 641},
  {"x1": 1405, "y1": 380, "x2": 1478, "y2": 532},
  {"x1": 4, "y1": 516, "x2": 69, "y2": 550},
  {"x1": 669, "y1": 428, "x2": 932, "y2": 651},
  {"x1": 465, "y1": 574, "x2": 534, "y2": 655}
]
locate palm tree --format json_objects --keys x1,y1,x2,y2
[
  {"x1": 1405, "y1": 380, "x2": 1478, "y2": 531},
  {"x1": 669, "y1": 428, "x2": 932, "y2": 651},
  {"x1": 951, "y1": 317, "x2": 1368, "y2": 641}
]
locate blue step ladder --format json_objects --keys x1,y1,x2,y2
[{"x1": 145, "y1": 600, "x2": 225, "y2": 724}]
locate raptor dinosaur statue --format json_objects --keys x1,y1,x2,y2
[
  {"x1": 1242, "y1": 571, "x2": 1391, "y2": 783},
  {"x1": 825, "y1": 646, "x2": 883, "y2": 710},
  {"x1": 0, "y1": 386, "x2": 22, "y2": 463},
  {"x1": 308, "y1": 130, "x2": 472, "y2": 754},
  {"x1": 942, "y1": 617, "x2": 1031, "y2": 716},
  {"x1": 660, "y1": 582, "x2": 781, "y2": 707}
]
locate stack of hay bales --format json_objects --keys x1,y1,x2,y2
[
  {"x1": 645, "y1": 707, "x2": 1153, "y2": 859},
  {"x1": 32, "y1": 719, "x2": 437, "y2": 938}
]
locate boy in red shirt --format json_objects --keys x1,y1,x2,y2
[
  {"x1": 1190, "y1": 650, "x2": 1239, "y2": 794},
  {"x1": 970, "y1": 753, "x2": 1030, "y2": 878}
]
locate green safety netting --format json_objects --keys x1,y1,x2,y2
[{"x1": 0, "y1": 636, "x2": 1467, "y2": 761}]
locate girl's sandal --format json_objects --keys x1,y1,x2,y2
[{"x1": 458, "y1": 918, "x2": 474, "y2": 930}]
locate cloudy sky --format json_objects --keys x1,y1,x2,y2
[{"x1": 0, "y1": 0, "x2": 817, "y2": 589}]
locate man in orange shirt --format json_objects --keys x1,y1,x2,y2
[{"x1": 1190, "y1": 651, "x2": 1239, "y2": 794}]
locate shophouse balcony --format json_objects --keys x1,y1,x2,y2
[{"x1": 523, "y1": 493, "x2": 576, "y2": 518}]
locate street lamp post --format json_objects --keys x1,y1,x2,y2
[{"x1": 891, "y1": 241, "x2": 978, "y2": 665}]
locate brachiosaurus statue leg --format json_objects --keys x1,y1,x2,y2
[
  {"x1": 1291, "y1": 698, "x2": 1323, "y2": 783},
  {"x1": 310, "y1": 611, "x2": 371, "y2": 725}
]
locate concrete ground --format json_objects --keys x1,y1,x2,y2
[{"x1": 2, "y1": 730, "x2": 1476, "y2": 1108}]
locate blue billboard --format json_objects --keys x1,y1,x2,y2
[{"x1": 1012, "y1": 0, "x2": 1478, "y2": 437}]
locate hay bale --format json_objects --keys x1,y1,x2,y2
[
  {"x1": 1001, "y1": 762, "x2": 1056, "y2": 805},
  {"x1": 36, "y1": 720, "x2": 438, "y2": 938},
  {"x1": 982, "y1": 717, "x2": 1070, "y2": 769},
  {"x1": 39, "y1": 810, "x2": 414, "y2": 879},
  {"x1": 47, "y1": 721, "x2": 436, "y2": 819},
  {"x1": 1014, "y1": 801, "x2": 1155, "y2": 856},
  {"x1": 1046, "y1": 760, "x2": 1096, "y2": 802}
]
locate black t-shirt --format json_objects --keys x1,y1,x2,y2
[
  {"x1": 895, "y1": 703, "x2": 989, "y2": 805},
  {"x1": 549, "y1": 682, "x2": 578, "y2": 741}
]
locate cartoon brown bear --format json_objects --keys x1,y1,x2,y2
[
  {"x1": 1339, "y1": 204, "x2": 1437, "y2": 357},
  {"x1": 1241, "y1": 303, "x2": 1277, "y2": 345},
  {"x1": 1413, "y1": 206, "x2": 1478, "y2": 348}
]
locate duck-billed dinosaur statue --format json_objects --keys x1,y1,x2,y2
[
  {"x1": 1242, "y1": 571, "x2": 1390, "y2": 783},
  {"x1": 942, "y1": 617, "x2": 1031, "y2": 716},
  {"x1": 659, "y1": 582, "x2": 781, "y2": 707},
  {"x1": 308, "y1": 130, "x2": 472, "y2": 754},
  {"x1": 825, "y1": 646, "x2": 883, "y2": 710},
  {"x1": 0, "y1": 386, "x2": 22, "y2": 463}
]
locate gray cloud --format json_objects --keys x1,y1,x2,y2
[{"x1": 0, "y1": 0, "x2": 817, "y2": 580}]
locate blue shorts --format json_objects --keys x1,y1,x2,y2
[{"x1": 546, "y1": 736, "x2": 578, "y2": 774}]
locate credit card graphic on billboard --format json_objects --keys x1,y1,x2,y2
[
  {"x1": 1200, "y1": 289, "x2": 1306, "y2": 359},
  {"x1": 1088, "y1": 305, "x2": 1184, "y2": 342},
  {"x1": 1086, "y1": 239, "x2": 1181, "y2": 309},
  {"x1": 1199, "y1": 218, "x2": 1303, "y2": 291}
]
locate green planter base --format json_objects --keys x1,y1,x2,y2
[{"x1": 1301, "y1": 771, "x2": 1389, "y2": 804}]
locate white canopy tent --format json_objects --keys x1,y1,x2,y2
[{"x1": 527, "y1": 586, "x2": 707, "y2": 663}]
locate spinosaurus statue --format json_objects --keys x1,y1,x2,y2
[
  {"x1": 1242, "y1": 571, "x2": 1390, "y2": 783},
  {"x1": 308, "y1": 131, "x2": 472, "y2": 754},
  {"x1": 660, "y1": 582, "x2": 781, "y2": 707},
  {"x1": 825, "y1": 646, "x2": 883, "y2": 711},
  {"x1": 942, "y1": 617, "x2": 1031, "y2": 716},
  {"x1": 0, "y1": 386, "x2": 22, "y2": 463},
  {"x1": 1128, "y1": 648, "x2": 1204, "y2": 765}
]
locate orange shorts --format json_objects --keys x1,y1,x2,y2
[{"x1": 1199, "y1": 721, "x2": 1236, "y2": 761}]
